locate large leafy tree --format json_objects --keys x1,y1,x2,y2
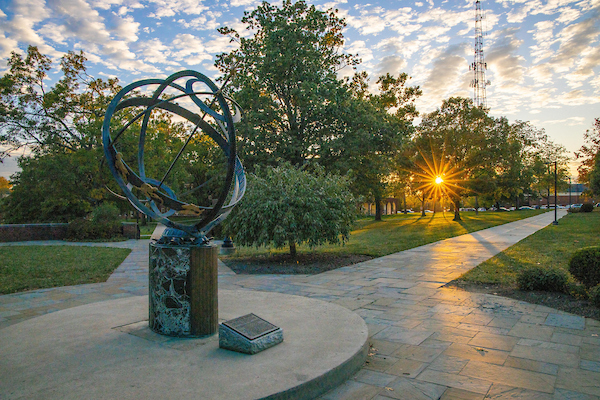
[
  {"x1": 216, "y1": 0, "x2": 358, "y2": 169},
  {"x1": 0, "y1": 46, "x2": 122, "y2": 221},
  {"x1": 0, "y1": 46, "x2": 222, "y2": 223},
  {"x1": 321, "y1": 72, "x2": 421, "y2": 220},
  {"x1": 413, "y1": 97, "x2": 511, "y2": 221},
  {"x1": 576, "y1": 118, "x2": 600, "y2": 187}
]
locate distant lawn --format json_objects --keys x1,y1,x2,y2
[
  {"x1": 458, "y1": 209, "x2": 600, "y2": 286},
  {"x1": 230, "y1": 209, "x2": 546, "y2": 258},
  {"x1": 0, "y1": 246, "x2": 132, "y2": 294}
]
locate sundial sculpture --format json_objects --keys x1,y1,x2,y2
[{"x1": 102, "y1": 70, "x2": 246, "y2": 337}]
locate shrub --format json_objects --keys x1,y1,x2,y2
[
  {"x1": 565, "y1": 277, "x2": 589, "y2": 299},
  {"x1": 517, "y1": 266, "x2": 569, "y2": 292},
  {"x1": 590, "y1": 285, "x2": 600, "y2": 307},
  {"x1": 580, "y1": 203, "x2": 594, "y2": 213},
  {"x1": 67, "y1": 218, "x2": 122, "y2": 241},
  {"x1": 567, "y1": 207, "x2": 580, "y2": 214},
  {"x1": 569, "y1": 246, "x2": 600, "y2": 288},
  {"x1": 91, "y1": 203, "x2": 120, "y2": 224},
  {"x1": 223, "y1": 163, "x2": 357, "y2": 256}
]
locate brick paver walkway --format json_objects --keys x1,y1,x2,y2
[{"x1": 2, "y1": 210, "x2": 599, "y2": 399}]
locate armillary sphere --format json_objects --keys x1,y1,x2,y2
[{"x1": 102, "y1": 70, "x2": 245, "y2": 243}]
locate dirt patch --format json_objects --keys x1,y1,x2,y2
[
  {"x1": 446, "y1": 280, "x2": 600, "y2": 321},
  {"x1": 222, "y1": 253, "x2": 373, "y2": 275}
]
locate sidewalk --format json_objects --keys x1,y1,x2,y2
[{"x1": 2, "y1": 210, "x2": 600, "y2": 399}]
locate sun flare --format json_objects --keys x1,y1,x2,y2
[{"x1": 410, "y1": 149, "x2": 465, "y2": 202}]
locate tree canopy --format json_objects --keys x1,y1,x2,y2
[
  {"x1": 216, "y1": 0, "x2": 358, "y2": 168},
  {"x1": 0, "y1": 46, "x2": 224, "y2": 223}
]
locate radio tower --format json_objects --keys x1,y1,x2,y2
[{"x1": 470, "y1": 0, "x2": 490, "y2": 108}]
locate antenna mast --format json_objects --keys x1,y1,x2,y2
[{"x1": 470, "y1": 0, "x2": 490, "y2": 108}]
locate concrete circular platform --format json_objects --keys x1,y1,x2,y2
[{"x1": 0, "y1": 289, "x2": 368, "y2": 400}]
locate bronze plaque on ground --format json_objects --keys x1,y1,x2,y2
[{"x1": 222, "y1": 313, "x2": 279, "y2": 340}]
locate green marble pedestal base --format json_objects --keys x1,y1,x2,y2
[{"x1": 148, "y1": 242, "x2": 218, "y2": 337}]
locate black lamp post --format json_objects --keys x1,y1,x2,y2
[
  {"x1": 569, "y1": 176, "x2": 572, "y2": 208},
  {"x1": 553, "y1": 161, "x2": 558, "y2": 225},
  {"x1": 545, "y1": 161, "x2": 558, "y2": 225}
]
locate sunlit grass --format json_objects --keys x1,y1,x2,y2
[
  {"x1": 229, "y1": 209, "x2": 545, "y2": 258},
  {"x1": 459, "y1": 210, "x2": 600, "y2": 286}
]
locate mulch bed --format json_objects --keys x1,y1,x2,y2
[
  {"x1": 222, "y1": 253, "x2": 373, "y2": 275},
  {"x1": 446, "y1": 280, "x2": 600, "y2": 321}
]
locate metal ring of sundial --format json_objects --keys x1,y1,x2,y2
[{"x1": 102, "y1": 70, "x2": 246, "y2": 241}]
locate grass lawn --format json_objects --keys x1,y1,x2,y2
[
  {"x1": 230, "y1": 209, "x2": 545, "y2": 258},
  {"x1": 458, "y1": 209, "x2": 600, "y2": 286},
  {"x1": 0, "y1": 246, "x2": 132, "y2": 294}
]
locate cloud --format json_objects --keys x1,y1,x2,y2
[
  {"x1": 485, "y1": 27, "x2": 526, "y2": 89},
  {"x1": 345, "y1": 39, "x2": 373, "y2": 62},
  {"x1": 229, "y1": 0, "x2": 261, "y2": 7},
  {"x1": 420, "y1": 43, "x2": 471, "y2": 109},
  {"x1": 107, "y1": 14, "x2": 140, "y2": 41},
  {"x1": 177, "y1": 11, "x2": 222, "y2": 31},
  {"x1": 375, "y1": 55, "x2": 407, "y2": 77},
  {"x1": 170, "y1": 33, "x2": 213, "y2": 65},
  {"x1": 147, "y1": 0, "x2": 207, "y2": 18}
]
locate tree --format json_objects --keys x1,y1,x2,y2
[
  {"x1": 576, "y1": 118, "x2": 600, "y2": 187},
  {"x1": 216, "y1": 0, "x2": 359, "y2": 169},
  {"x1": 0, "y1": 46, "x2": 224, "y2": 222},
  {"x1": 589, "y1": 148, "x2": 600, "y2": 196},
  {"x1": 321, "y1": 72, "x2": 420, "y2": 221},
  {"x1": 0, "y1": 176, "x2": 10, "y2": 197},
  {"x1": 223, "y1": 164, "x2": 357, "y2": 256},
  {"x1": 413, "y1": 97, "x2": 509, "y2": 220}
]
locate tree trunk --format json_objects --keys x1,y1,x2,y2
[
  {"x1": 289, "y1": 241, "x2": 297, "y2": 257},
  {"x1": 453, "y1": 198, "x2": 462, "y2": 221},
  {"x1": 421, "y1": 193, "x2": 426, "y2": 217},
  {"x1": 475, "y1": 196, "x2": 479, "y2": 216},
  {"x1": 375, "y1": 193, "x2": 382, "y2": 221}
]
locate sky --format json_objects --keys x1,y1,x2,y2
[{"x1": 0, "y1": 0, "x2": 598, "y2": 180}]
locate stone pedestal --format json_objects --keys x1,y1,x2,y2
[{"x1": 149, "y1": 242, "x2": 218, "y2": 337}]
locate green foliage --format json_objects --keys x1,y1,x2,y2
[
  {"x1": 569, "y1": 246, "x2": 600, "y2": 288},
  {"x1": 0, "y1": 46, "x2": 224, "y2": 223},
  {"x1": 66, "y1": 218, "x2": 122, "y2": 241},
  {"x1": 223, "y1": 164, "x2": 357, "y2": 256},
  {"x1": 565, "y1": 276, "x2": 589, "y2": 299},
  {"x1": 576, "y1": 118, "x2": 600, "y2": 188},
  {"x1": 590, "y1": 284, "x2": 600, "y2": 307},
  {"x1": 1, "y1": 153, "x2": 94, "y2": 223},
  {"x1": 216, "y1": 1, "x2": 420, "y2": 222},
  {"x1": 216, "y1": 0, "x2": 357, "y2": 168},
  {"x1": 0, "y1": 176, "x2": 10, "y2": 197},
  {"x1": 91, "y1": 203, "x2": 120, "y2": 224},
  {"x1": 580, "y1": 203, "x2": 594, "y2": 212},
  {"x1": 517, "y1": 266, "x2": 569, "y2": 292}
]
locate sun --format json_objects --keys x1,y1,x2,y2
[{"x1": 410, "y1": 148, "x2": 465, "y2": 202}]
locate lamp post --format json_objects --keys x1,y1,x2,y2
[
  {"x1": 553, "y1": 161, "x2": 558, "y2": 225},
  {"x1": 545, "y1": 161, "x2": 558, "y2": 225},
  {"x1": 569, "y1": 177, "x2": 572, "y2": 208}
]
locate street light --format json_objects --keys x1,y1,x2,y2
[
  {"x1": 546, "y1": 161, "x2": 558, "y2": 225},
  {"x1": 569, "y1": 176, "x2": 572, "y2": 208},
  {"x1": 553, "y1": 161, "x2": 558, "y2": 225}
]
